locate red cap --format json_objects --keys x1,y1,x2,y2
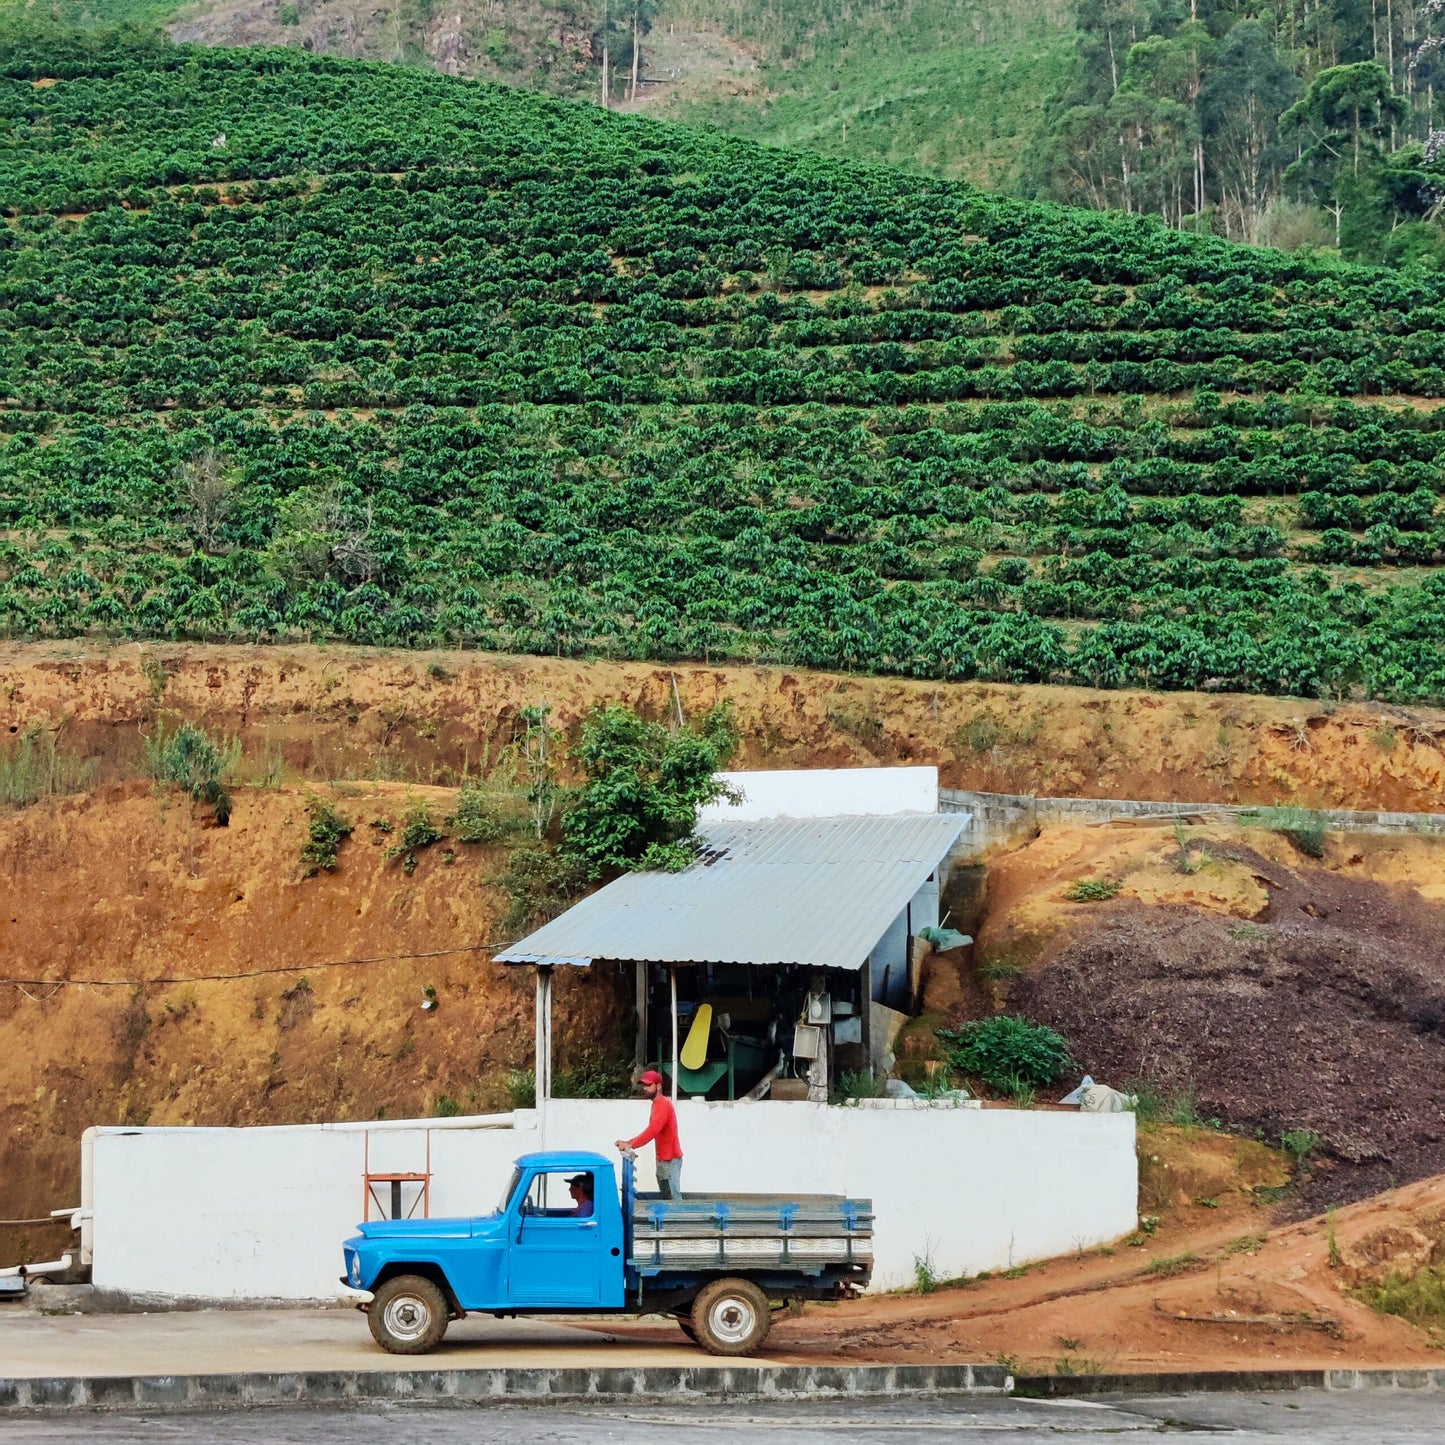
[{"x1": 638, "y1": 1070, "x2": 665, "y2": 1086}]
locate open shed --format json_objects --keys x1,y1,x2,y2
[{"x1": 496, "y1": 770, "x2": 968, "y2": 1105}]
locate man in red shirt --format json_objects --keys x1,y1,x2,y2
[{"x1": 615, "y1": 1069, "x2": 683, "y2": 1199}]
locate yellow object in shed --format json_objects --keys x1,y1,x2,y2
[{"x1": 680, "y1": 1003, "x2": 713, "y2": 1070}]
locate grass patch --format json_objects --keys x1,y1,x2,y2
[
  {"x1": 0, "y1": 730, "x2": 95, "y2": 806},
  {"x1": 1065, "y1": 877, "x2": 1121, "y2": 901},
  {"x1": 1145, "y1": 1252, "x2": 1201, "y2": 1277},
  {"x1": 1357, "y1": 1268, "x2": 1445, "y2": 1330}
]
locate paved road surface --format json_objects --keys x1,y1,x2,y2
[{"x1": 2, "y1": 1393, "x2": 1441, "y2": 1443}]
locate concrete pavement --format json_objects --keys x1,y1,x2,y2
[
  {"x1": 3, "y1": 1392, "x2": 1445, "y2": 1443},
  {"x1": 2, "y1": 1304, "x2": 703, "y2": 1378}
]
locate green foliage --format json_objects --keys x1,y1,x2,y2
[
  {"x1": 913, "y1": 1252, "x2": 939, "y2": 1293},
  {"x1": 560, "y1": 703, "x2": 739, "y2": 878},
  {"x1": 834, "y1": 1068, "x2": 888, "y2": 1103},
  {"x1": 938, "y1": 1015, "x2": 1074, "y2": 1092},
  {"x1": 1280, "y1": 1127, "x2": 1321, "y2": 1163},
  {"x1": 1065, "y1": 877, "x2": 1121, "y2": 901},
  {"x1": 497, "y1": 843, "x2": 588, "y2": 936},
  {"x1": 553, "y1": 1050, "x2": 633, "y2": 1099},
  {"x1": 143, "y1": 720, "x2": 237, "y2": 824},
  {"x1": 1359, "y1": 1268, "x2": 1445, "y2": 1330},
  {"x1": 384, "y1": 801, "x2": 445, "y2": 873},
  {"x1": 433, "y1": 1093, "x2": 462, "y2": 1117},
  {"x1": 300, "y1": 796, "x2": 353, "y2": 875},
  {"x1": 1, "y1": 36, "x2": 1445, "y2": 703},
  {"x1": 1145, "y1": 1252, "x2": 1201, "y2": 1276},
  {"x1": 0, "y1": 730, "x2": 95, "y2": 806},
  {"x1": 504, "y1": 1067, "x2": 537, "y2": 1109},
  {"x1": 448, "y1": 784, "x2": 511, "y2": 844},
  {"x1": 1242, "y1": 806, "x2": 1329, "y2": 858}
]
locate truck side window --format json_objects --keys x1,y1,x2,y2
[{"x1": 522, "y1": 1170, "x2": 595, "y2": 1219}]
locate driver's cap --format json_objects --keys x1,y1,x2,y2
[{"x1": 638, "y1": 1069, "x2": 665, "y2": 1086}]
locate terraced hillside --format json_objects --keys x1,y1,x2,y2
[{"x1": 3, "y1": 32, "x2": 1445, "y2": 700}]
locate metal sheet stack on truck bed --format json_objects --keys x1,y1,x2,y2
[{"x1": 341, "y1": 1150, "x2": 873, "y2": 1356}]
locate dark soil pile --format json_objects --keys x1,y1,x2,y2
[{"x1": 1012, "y1": 849, "x2": 1445, "y2": 1214}]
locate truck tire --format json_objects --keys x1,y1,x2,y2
[
  {"x1": 368, "y1": 1274, "x2": 450, "y2": 1355},
  {"x1": 690, "y1": 1278, "x2": 772, "y2": 1356}
]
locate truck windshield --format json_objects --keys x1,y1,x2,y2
[{"x1": 498, "y1": 1165, "x2": 523, "y2": 1215}]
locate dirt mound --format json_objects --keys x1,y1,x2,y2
[
  {"x1": 0, "y1": 783, "x2": 628, "y2": 1267},
  {"x1": 5, "y1": 641, "x2": 1445, "y2": 811},
  {"x1": 606, "y1": 1151, "x2": 1445, "y2": 1371},
  {"x1": 1010, "y1": 858, "x2": 1445, "y2": 1213}
]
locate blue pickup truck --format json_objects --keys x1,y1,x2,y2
[{"x1": 341, "y1": 1149, "x2": 873, "y2": 1356}]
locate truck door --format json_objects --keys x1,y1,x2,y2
[{"x1": 508, "y1": 1168, "x2": 605, "y2": 1306}]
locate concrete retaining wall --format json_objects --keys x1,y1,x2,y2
[
  {"x1": 940, "y1": 788, "x2": 1445, "y2": 856},
  {"x1": 85, "y1": 1099, "x2": 1136, "y2": 1301}
]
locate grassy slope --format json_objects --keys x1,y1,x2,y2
[
  {"x1": 2, "y1": 34, "x2": 1445, "y2": 702},
  {"x1": 662, "y1": 0, "x2": 1079, "y2": 188}
]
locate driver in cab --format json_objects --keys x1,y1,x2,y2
[{"x1": 567, "y1": 1173, "x2": 594, "y2": 1218}]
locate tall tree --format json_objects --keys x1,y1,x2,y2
[{"x1": 1199, "y1": 21, "x2": 1303, "y2": 239}]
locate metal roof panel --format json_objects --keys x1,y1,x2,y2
[{"x1": 494, "y1": 812, "x2": 969, "y2": 969}]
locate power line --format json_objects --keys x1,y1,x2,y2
[{"x1": 0, "y1": 943, "x2": 509, "y2": 989}]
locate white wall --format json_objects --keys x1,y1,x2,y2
[
  {"x1": 88, "y1": 1102, "x2": 1136, "y2": 1300},
  {"x1": 700, "y1": 766, "x2": 938, "y2": 822}
]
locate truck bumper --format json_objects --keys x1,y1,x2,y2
[{"x1": 337, "y1": 1282, "x2": 375, "y2": 1307}]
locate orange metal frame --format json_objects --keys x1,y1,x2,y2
[{"x1": 363, "y1": 1130, "x2": 432, "y2": 1221}]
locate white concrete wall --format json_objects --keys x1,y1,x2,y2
[
  {"x1": 88, "y1": 1102, "x2": 1136, "y2": 1301},
  {"x1": 701, "y1": 766, "x2": 938, "y2": 821}
]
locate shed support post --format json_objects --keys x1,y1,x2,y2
[
  {"x1": 635, "y1": 960, "x2": 649, "y2": 1069},
  {"x1": 535, "y1": 965, "x2": 553, "y2": 1131},
  {"x1": 670, "y1": 966, "x2": 679, "y2": 1104}
]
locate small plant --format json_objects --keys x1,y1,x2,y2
[
  {"x1": 1138, "y1": 1214, "x2": 1161, "y2": 1236},
  {"x1": 1172, "y1": 818, "x2": 1210, "y2": 875},
  {"x1": 300, "y1": 796, "x2": 352, "y2": 876},
  {"x1": 1358, "y1": 1267, "x2": 1445, "y2": 1330},
  {"x1": 1006, "y1": 1077, "x2": 1037, "y2": 1109},
  {"x1": 1326, "y1": 1213, "x2": 1341, "y2": 1269},
  {"x1": 1065, "y1": 877, "x2": 1121, "y2": 901},
  {"x1": 1225, "y1": 1233, "x2": 1266, "y2": 1254},
  {"x1": 433, "y1": 1094, "x2": 462, "y2": 1118},
  {"x1": 1281, "y1": 1128, "x2": 1321, "y2": 1165},
  {"x1": 1145, "y1": 1252, "x2": 1200, "y2": 1277},
  {"x1": 913, "y1": 1252, "x2": 938, "y2": 1294},
  {"x1": 1242, "y1": 805, "x2": 1328, "y2": 859},
  {"x1": 449, "y1": 784, "x2": 509, "y2": 844},
  {"x1": 835, "y1": 1068, "x2": 888, "y2": 1103},
  {"x1": 369, "y1": 816, "x2": 394, "y2": 834},
  {"x1": 938, "y1": 1015, "x2": 1075, "y2": 1093},
  {"x1": 1057, "y1": 1336, "x2": 1081, "y2": 1351},
  {"x1": 385, "y1": 801, "x2": 445, "y2": 873},
  {"x1": 505, "y1": 1067, "x2": 536, "y2": 1109},
  {"x1": 144, "y1": 720, "x2": 237, "y2": 825},
  {"x1": 959, "y1": 715, "x2": 1002, "y2": 753}
]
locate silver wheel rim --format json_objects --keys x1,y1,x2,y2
[
  {"x1": 382, "y1": 1292, "x2": 433, "y2": 1343},
  {"x1": 708, "y1": 1294, "x2": 758, "y2": 1347}
]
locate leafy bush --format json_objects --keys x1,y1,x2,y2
[
  {"x1": 448, "y1": 784, "x2": 511, "y2": 845},
  {"x1": 300, "y1": 796, "x2": 353, "y2": 876},
  {"x1": 938, "y1": 1015, "x2": 1075, "y2": 1092},
  {"x1": 560, "y1": 703, "x2": 740, "y2": 878},
  {"x1": 384, "y1": 801, "x2": 445, "y2": 874},
  {"x1": 1065, "y1": 877, "x2": 1121, "y2": 901},
  {"x1": 144, "y1": 721, "x2": 237, "y2": 825},
  {"x1": 497, "y1": 844, "x2": 589, "y2": 936}
]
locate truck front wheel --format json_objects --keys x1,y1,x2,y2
[
  {"x1": 369, "y1": 1274, "x2": 450, "y2": 1354},
  {"x1": 690, "y1": 1278, "x2": 772, "y2": 1356}
]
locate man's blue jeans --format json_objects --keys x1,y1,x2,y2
[{"x1": 656, "y1": 1157, "x2": 683, "y2": 1200}]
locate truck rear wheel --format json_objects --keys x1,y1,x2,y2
[
  {"x1": 369, "y1": 1274, "x2": 449, "y2": 1354},
  {"x1": 690, "y1": 1278, "x2": 772, "y2": 1356}
]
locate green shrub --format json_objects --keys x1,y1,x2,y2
[
  {"x1": 505, "y1": 1068, "x2": 536, "y2": 1109},
  {"x1": 384, "y1": 801, "x2": 445, "y2": 874},
  {"x1": 834, "y1": 1068, "x2": 888, "y2": 1103},
  {"x1": 554, "y1": 1050, "x2": 633, "y2": 1099},
  {"x1": 938, "y1": 1015, "x2": 1074, "y2": 1092},
  {"x1": 1065, "y1": 877, "x2": 1121, "y2": 901},
  {"x1": 497, "y1": 843, "x2": 589, "y2": 935},
  {"x1": 433, "y1": 1094, "x2": 462, "y2": 1118},
  {"x1": 448, "y1": 784, "x2": 509, "y2": 844},
  {"x1": 300, "y1": 796, "x2": 352, "y2": 876},
  {"x1": 144, "y1": 721, "x2": 237, "y2": 825},
  {"x1": 1280, "y1": 1127, "x2": 1321, "y2": 1163}
]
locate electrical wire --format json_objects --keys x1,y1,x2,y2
[
  {"x1": 0, "y1": 1217, "x2": 67, "y2": 1227},
  {"x1": 0, "y1": 942, "x2": 514, "y2": 989}
]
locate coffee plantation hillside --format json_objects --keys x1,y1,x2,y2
[{"x1": 3, "y1": 31, "x2": 1445, "y2": 702}]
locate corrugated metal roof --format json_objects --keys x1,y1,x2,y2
[{"x1": 494, "y1": 812, "x2": 969, "y2": 970}]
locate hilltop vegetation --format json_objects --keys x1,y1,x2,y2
[{"x1": 2, "y1": 32, "x2": 1445, "y2": 700}]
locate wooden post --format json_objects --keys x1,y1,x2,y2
[{"x1": 635, "y1": 960, "x2": 649, "y2": 1069}]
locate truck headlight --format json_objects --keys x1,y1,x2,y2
[{"x1": 348, "y1": 1253, "x2": 360, "y2": 1286}]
